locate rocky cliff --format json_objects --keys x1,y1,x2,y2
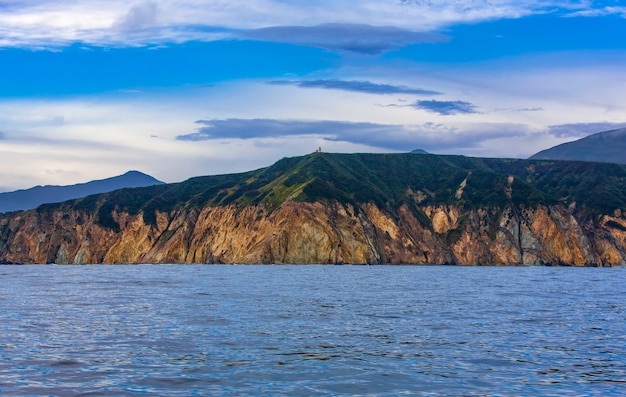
[
  {"x1": 1, "y1": 201, "x2": 625, "y2": 266},
  {"x1": 1, "y1": 153, "x2": 625, "y2": 266}
]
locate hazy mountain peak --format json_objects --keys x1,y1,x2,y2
[
  {"x1": 410, "y1": 149, "x2": 430, "y2": 154},
  {"x1": 530, "y1": 128, "x2": 626, "y2": 164},
  {"x1": 0, "y1": 171, "x2": 163, "y2": 213}
]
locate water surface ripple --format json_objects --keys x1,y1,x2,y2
[{"x1": 1, "y1": 265, "x2": 625, "y2": 396}]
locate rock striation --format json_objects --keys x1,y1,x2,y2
[
  {"x1": 1, "y1": 153, "x2": 625, "y2": 266},
  {"x1": 1, "y1": 201, "x2": 625, "y2": 266}
]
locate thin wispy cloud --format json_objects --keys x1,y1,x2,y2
[
  {"x1": 178, "y1": 119, "x2": 391, "y2": 141},
  {"x1": 566, "y1": 6, "x2": 626, "y2": 17},
  {"x1": 176, "y1": 118, "x2": 528, "y2": 152},
  {"x1": 515, "y1": 107, "x2": 544, "y2": 112},
  {"x1": 398, "y1": 0, "x2": 607, "y2": 20},
  {"x1": 412, "y1": 100, "x2": 479, "y2": 115},
  {"x1": 242, "y1": 24, "x2": 448, "y2": 55},
  {"x1": 493, "y1": 107, "x2": 544, "y2": 112},
  {"x1": 548, "y1": 122, "x2": 626, "y2": 138},
  {"x1": 267, "y1": 80, "x2": 441, "y2": 96}
]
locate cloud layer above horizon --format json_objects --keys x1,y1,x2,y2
[
  {"x1": 0, "y1": 0, "x2": 625, "y2": 190},
  {"x1": 1, "y1": 1, "x2": 625, "y2": 47}
]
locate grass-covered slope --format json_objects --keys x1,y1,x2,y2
[{"x1": 36, "y1": 153, "x2": 626, "y2": 230}]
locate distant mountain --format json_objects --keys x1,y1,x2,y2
[
  {"x1": 0, "y1": 171, "x2": 163, "y2": 213},
  {"x1": 530, "y1": 128, "x2": 626, "y2": 164},
  {"x1": 410, "y1": 149, "x2": 429, "y2": 154}
]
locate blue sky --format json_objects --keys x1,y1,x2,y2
[{"x1": 0, "y1": 0, "x2": 625, "y2": 190}]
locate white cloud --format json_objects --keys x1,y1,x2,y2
[
  {"x1": 0, "y1": 94, "x2": 196, "y2": 188},
  {"x1": 0, "y1": 0, "x2": 610, "y2": 48},
  {"x1": 113, "y1": 2, "x2": 159, "y2": 32},
  {"x1": 566, "y1": 6, "x2": 626, "y2": 17},
  {"x1": 0, "y1": 47, "x2": 624, "y2": 191},
  {"x1": 0, "y1": 85, "x2": 378, "y2": 190}
]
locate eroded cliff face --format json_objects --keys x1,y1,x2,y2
[{"x1": 1, "y1": 202, "x2": 625, "y2": 266}]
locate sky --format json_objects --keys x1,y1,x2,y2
[{"x1": 0, "y1": 0, "x2": 625, "y2": 191}]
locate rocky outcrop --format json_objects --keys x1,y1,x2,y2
[{"x1": 1, "y1": 201, "x2": 625, "y2": 266}]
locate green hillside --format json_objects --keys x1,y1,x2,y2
[{"x1": 37, "y1": 153, "x2": 626, "y2": 231}]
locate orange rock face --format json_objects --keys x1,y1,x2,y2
[{"x1": 1, "y1": 202, "x2": 625, "y2": 266}]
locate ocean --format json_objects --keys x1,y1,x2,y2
[{"x1": 1, "y1": 265, "x2": 625, "y2": 396}]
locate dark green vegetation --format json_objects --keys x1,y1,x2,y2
[
  {"x1": 37, "y1": 153, "x2": 626, "y2": 231},
  {"x1": 530, "y1": 128, "x2": 626, "y2": 165}
]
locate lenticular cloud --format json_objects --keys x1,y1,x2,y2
[{"x1": 0, "y1": 0, "x2": 607, "y2": 48}]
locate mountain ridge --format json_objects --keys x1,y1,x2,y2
[
  {"x1": 1, "y1": 153, "x2": 625, "y2": 266},
  {"x1": 0, "y1": 170, "x2": 164, "y2": 213},
  {"x1": 530, "y1": 128, "x2": 626, "y2": 164}
]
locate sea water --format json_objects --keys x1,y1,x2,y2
[{"x1": 1, "y1": 265, "x2": 625, "y2": 396}]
